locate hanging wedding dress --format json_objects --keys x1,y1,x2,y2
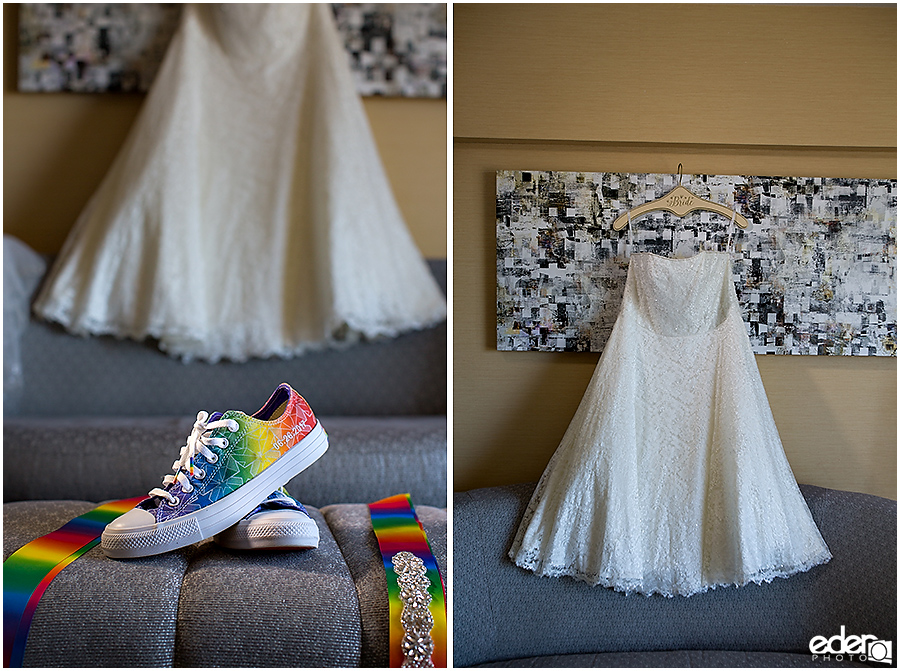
[
  {"x1": 33, "y1": 4, "x2": 446, "y2": 362},
  {"x1": 508, "y1": 231, "x2": 832, "y2": 597}
]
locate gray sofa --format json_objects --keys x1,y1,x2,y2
[
  {"x1": 454, "y1": 482, "x2": 896, "y2": 668},
  {"x1": 3, "y1": 257, "x2": 447, "y2": 667}
]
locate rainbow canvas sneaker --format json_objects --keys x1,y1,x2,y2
[
  {"x1": 214, "y1": 488, "x2": 319, "y2": 550},
  {"x1": 101, "y1": 383, "x2": 327, "y2": 559}
]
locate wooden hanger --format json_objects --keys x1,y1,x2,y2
[{"x1": 612, "y1": 164, "x2": 749, "y2": 231}]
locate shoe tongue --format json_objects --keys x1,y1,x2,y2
[
  {"x1": 139, "y1": 497, "x2": 160, "y2": 511},
  {"x1": 266, "y1": 489, "x2": 293, "y2": 504},
  {"x1": 142, "y1": 412, "x2": 225, "y2": 511}
]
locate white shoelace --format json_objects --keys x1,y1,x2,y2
[{"x1": 149, "y1": 411, "x2": 239, "y2": 504}]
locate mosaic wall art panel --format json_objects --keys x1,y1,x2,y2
[
  {"x1": 332, "y1": 3, "x2": 446, "y2": 98},
  {"x1": 18, "y1": 3, "x2": 179, "y2": 93},
  {"x1": 18, "y1": 3, "x2": 447, "y2": 98},
  {"x1": 497, "y1": 171, "x2": 897, "y2": 356}
]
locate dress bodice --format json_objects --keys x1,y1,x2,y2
[
  {"x1": 627, "y1": 252, "x2": 735, "y2": 337},
  {"x1": 198, "y1": 4, "x2": 312, "y2": 61}
]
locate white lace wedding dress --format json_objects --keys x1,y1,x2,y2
[
  {"x1": 508, "y1": 248, "x2": 832, "y2": 597},
  {"x1": 33, "y1": 4, "x2": 446, "y2": 362}
]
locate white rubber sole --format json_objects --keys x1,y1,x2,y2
[
  {"x1": 101, "y1": 421, "x2": 328, "y2": 558},
  {"x1": 214, "y1": 517, "x2": 320, "y2": 550}
]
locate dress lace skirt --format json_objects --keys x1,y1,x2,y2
[
  {"x1": 508, "y1": 253, "x2": 831, "y2": 597},
  {"x1": 33, "y1": 4, "x2": 446, "y2": 362}
]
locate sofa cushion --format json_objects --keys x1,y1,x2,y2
[
  {"x1": 4, "y1": 500, "x2": 190, "y2": 667},
  {"x1": 174, "y1": 506, "x2": 362, "y2": 667},
  {"x1": 453, "y1": 482, "x2": 896, "y2": 667},
  {"x1": 3, "y1": 415, "x2": 447, "y2": 508},
  {"x1": 322, "y1": 503, "x2": 447, "y2": 667},
  {"x1": 474, "y1": 650, "x2": 868, "y2": 667}
]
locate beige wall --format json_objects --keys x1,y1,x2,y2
[
  {"x1": 453, "y1": 4, "x2": 897, "y2": 500},
  {"x1": 2, "y1": 3, "x2": 447, "y2": 258}
]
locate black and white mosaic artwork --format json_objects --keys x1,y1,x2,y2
[
  {"x1": 17, "y1": 3, "x2": 180, "y2": 92},
  {"x1": 497, "y1": 171, "x2": 897, "y2": 356},
  {"x1": 332, "y1": 3, "x2": 446, "y2": 98},
  {"x1": 18, "y1": 3, "x2": 447, "y2": 98}
]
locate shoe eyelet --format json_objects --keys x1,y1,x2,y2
[
  {"x1": 208, "y1": 453, "x2": 219, "y2": 464},
  {"x1": 194, "y1": 468, "x2": 205, "y2": 479},
  {"x1": 165, "y1": 497, "x2": 178, "y2": 507},
  {"x1": 182, "y1": 485, "x2": 193, "y2": 493},
  {"x1": 228, "y1": 420, "x2": 239, "y2": 432},
  {"x1": 221, "y1": 438, "x2": 229, "y2": 448}
]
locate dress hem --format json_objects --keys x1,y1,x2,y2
[
  {"x1": 508, "y1": 549, "x2": 834, "y2": 598},
  {"x1": 32, "y1": 302, "x2": 447, "y2": 364}
]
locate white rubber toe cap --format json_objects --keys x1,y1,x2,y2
[
  {"x1": 215, "y1": 507, "x2": 319, "y2": 550},
  {"x1": 104, "y1": 507, "x2": 157, "y2": 534}
]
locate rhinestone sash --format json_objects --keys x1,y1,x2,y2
[
  {"x1": 3, "y1": 497, "x2": 147, "y2": 667},
  {"x1": 369, "y1": 494, "x2": 447, "y2": 667}
]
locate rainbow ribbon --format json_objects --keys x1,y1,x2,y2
[
  {"x1": 3, "y1": 497, "x2": 146, "y2": 667},
  {"x1": 368, "y1": 493, "x2": 446, "y2": 668}
]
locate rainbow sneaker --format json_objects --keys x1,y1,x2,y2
[
  {"x1": 214, "y1": 488, "x2": 319, "y2": 550},
  {"x1": 101, "y1": 383, "x2": 327, "y2": 558}
]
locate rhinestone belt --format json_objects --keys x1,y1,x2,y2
[{"x1": 369, "y1": 494, "x2": 446, "y2": 668}]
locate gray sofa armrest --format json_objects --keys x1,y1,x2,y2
[
  {"x1": 4, "y1": 499, "x2": 447, "y2": 667},
  {"x1": 473, "y1": 650, "x2": 869, "y2": 667},
  {"x1": 453, "y1": 482, "x2": 896, "y2": 667},
  {"x1": 174, "y1": 507, "x2": 363, "y2": 667},
  {"x1": 4, "y1": 500, "x2": 189, "y2": 667},
  {"x1": 323, "y1": 503, "x2": 447, "y2": 667}
]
